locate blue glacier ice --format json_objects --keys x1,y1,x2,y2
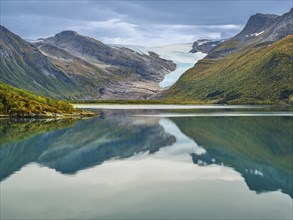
[{"x1": 113, "y1": 43, "x2": 206, "y2": 88}]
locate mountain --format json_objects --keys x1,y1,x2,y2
[
  {"x1": 207, "y1": 8, "x2": 293, "y2": 59},
  {"x1": 0, "y1": 26, "x2": 85, "y2": 99},
  {"x1": 189, "y1": 39, "x2": 222, "y2": 54},
  {"x1": 37, "y1": 31, "x2": 176, "y2": 99},
  {"x1": 0, "y1": 26, "x2": 175, "y2": 100},
  {"x1": 164, "y1": 8, "x2": 293, "y2": 104},
  {"x1": 41, "y1": 31, "x2": 175, "y2": 81},
  {"x1": 0, "y1": 26, "x2": 116, "y2": 99}
]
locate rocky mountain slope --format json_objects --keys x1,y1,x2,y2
[
  {"x1": 189, "y1": 39, "x2": 221, "y2": 54},
  {"x1": 164, "y1": 8, "x2": 293, "y2": 104},
  {"x1": 37, "y1": 31, "x2": 176, "y2": 99},
  {"x1": 41, "y1": 31, "x2": 175, "y2": 82},
  {"x1": 0, "y1": 26, "x2": 175, "y2": 100}
]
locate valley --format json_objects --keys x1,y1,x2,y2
[
  {"x1": 1, "y1": 2, "x2": 292, "y2": 220},
  {"x1": 0, "y1": 8, "x2": 292, "y2": 105}
]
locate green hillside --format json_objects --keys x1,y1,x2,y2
[
  {"x1": 0, "y1": 82, "x2": 85, "y2": 117},
  {"x1": 165, "y1": 35, "x2": 293, "y2": 104}
]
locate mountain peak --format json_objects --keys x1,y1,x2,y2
[
  {"x1": 190, "y1": 39, "x2": 221, "y2": 54},
  {"x1": 0, "y1": 25, "x2": 15, "y2": 36},
  {"x1": 0, "y1": 25, "x2": 8, "y2": 31},
  {"x1": 244, "y1": 13, "x2": 278, "y2": 33},
  {"x1": 234, "y1": 12, "x2": 279, "y2": 40},
  {"x1": 54, "y1": 30, "x2": 79, "y2": 38}
]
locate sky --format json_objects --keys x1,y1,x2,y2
[{"x1": 1, "y1": 0, "x2": 292, "y2": 46}]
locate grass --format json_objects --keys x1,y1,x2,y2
[{"x1": 0, "y1": 82, "x2": 95, "y2": 117}]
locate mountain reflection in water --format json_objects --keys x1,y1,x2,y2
[{"x1": 0, "y1": 108, "x2": 292, "y2": 199}]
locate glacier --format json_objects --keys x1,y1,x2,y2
[{"x1": 113, "y1": 43, "x2": 206, "y2": 88}]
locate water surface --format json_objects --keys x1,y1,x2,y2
[{"x1": 0, "y1": 106, "x2": 292, "y2": 219}]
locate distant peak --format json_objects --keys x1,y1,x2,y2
[
  {"x1": 236, "y1": 12, "x2": 279, "y2": 38},
  {"x1": 283, "y1": 7, "x2": 293, "y2": 17},
  {"x1": 54, "y1": 30, "x2": 79, "y2": 38},
  {"x1": 0, "y1": 25, "x2": 10, "y2": 32},
  {"x1": 197, "y1": 39, "x2": 211, "y2": 42},
  {"x1": 250, "y1": 13, "x2": 279, "y2": 18}
]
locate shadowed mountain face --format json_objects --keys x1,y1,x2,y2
[
  {"x1": 0, "y1": 26, "x2": 175, "y2": 100},
  {"x1": 0, "y1": 109, "x2": 292, "y2": 198}
]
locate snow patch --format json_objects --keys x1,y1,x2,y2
[
  {"x1": 250, "y1": 31, "x2": 264, "y2": 37},
  {"x1": 197, "y1": 40, "x2": 210, "y2": 46},
  {"x1": 25, "y1": 39, "x2": 44, "y2": 43}
]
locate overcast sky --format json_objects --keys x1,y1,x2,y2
[{"x1": 1, "y1": 0, "x2": 292, "y2": 46}]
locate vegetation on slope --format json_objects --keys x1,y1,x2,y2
[
  {"x1": 0, "y1": 82, "x2": 92, "y2": 117},
  {"x1": 165, "y1": 35, "x2": 293, "y2": 104},
  {"x1": 0, "y1": 25, "x2": 89, "y2": 99}
]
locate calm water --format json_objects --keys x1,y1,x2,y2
[{"x1": 0, "y1": 106, "x2": 292, "y2": 219}]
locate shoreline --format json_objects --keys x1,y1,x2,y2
[
  {"x1": 71, "y1": 99, "x2": 292, "y2": 106},
  {"x1": 73, "y1": 103, "x2": 289, "y2": 110},
  {"x1": 0, "y1": 111, "x2": 97, "y2": 119}
]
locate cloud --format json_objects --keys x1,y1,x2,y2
[
  {"x1": 2, "y1": 14, "x2": 242, "y2": 46},
  {"x1": 1, "y1": 0, "x2": 291, "y2": 46},
  {"x1": 63, "y1": 19, "x2": 242, "y2": 46},
  {"x1": 74, "y1": 18, "x2": 242, "y2": 46}
]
